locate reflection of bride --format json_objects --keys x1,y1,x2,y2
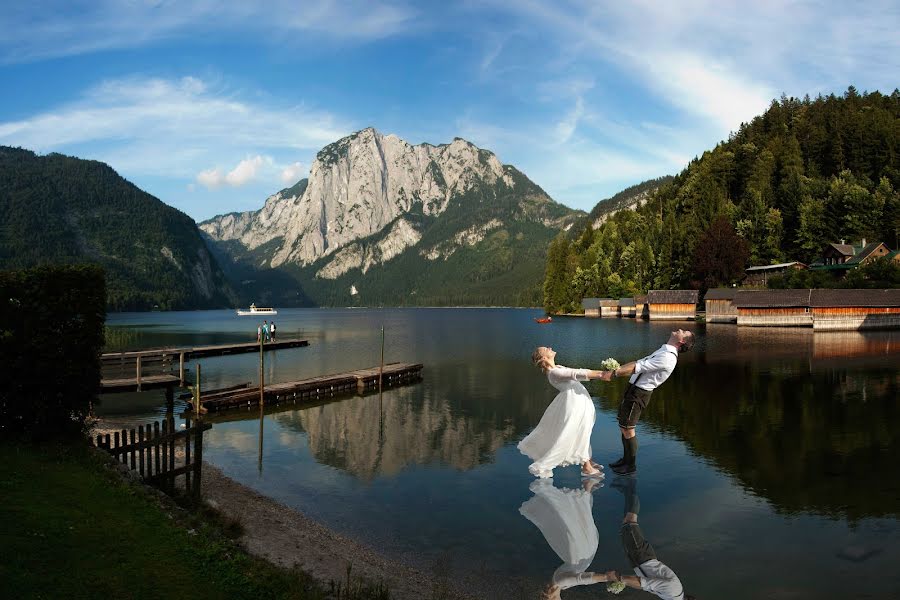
[{"x1": 520, "y1": 479, "x2": 614, "y2": 598}]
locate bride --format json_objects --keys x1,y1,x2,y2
[{"x1": 519, "y1": 346, "x2": 606, "y2": 478}]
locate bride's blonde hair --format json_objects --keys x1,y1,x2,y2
[{"x1": 532, "y1": 347, "x2": 553, "y2": 372}]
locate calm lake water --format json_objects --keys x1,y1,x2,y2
[{"x1": 102, "y1": 308, "x2": 900, "y2": 599}]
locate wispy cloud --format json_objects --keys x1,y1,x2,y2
[
  {"x1": 0, "y1": 75, "x2": 350, "y2": 180},
  {"x1": 0, "y1": 0, "x2": 419, "y2": 63}
]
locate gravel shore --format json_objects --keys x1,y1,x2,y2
[{"x1": 200, "y1": 462, "x2": 478, "y2": 600}]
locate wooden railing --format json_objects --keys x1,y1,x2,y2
[{"x1": 94, "y1": 418, "x2": 212, "y2": 498}]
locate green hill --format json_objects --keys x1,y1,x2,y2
[{"x1": 0, "y1": 147, "x2": 235, "y2": 311}]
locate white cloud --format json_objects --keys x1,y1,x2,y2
[
  {"x1": 196, "y1": 155, "x2": 274, "y2": 188},
  {"x1": 0, "y1": 75, "x2": 350, "y2": 181},
  {"x1": 280, "y1": 161, "x2": 305, "y2": 184}
]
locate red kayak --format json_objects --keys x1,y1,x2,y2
[{"x1": 534, "y1": 316, "x2": 552, "y2": 324}]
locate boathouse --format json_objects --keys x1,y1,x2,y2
[
  {"x1": 734, "y1": 289, "x2": 812, "y2": 327},
  {"x1": 619, "y1": 297, "x2": 636, "y2": 318},
  {"x1": 744, "y1": 262, "x2": 807, "y2": 286},
  {"x1": 647, "y1": 290, "x2": 699, "y2": 321},
  {"x1": 582, "y1": 298, "x2": 601, "y2": 318},
  {"x1": 634, "y1": 295, "x2": 649, "y2": 319},
  {"x1": 599, "y1": 298, "x2": 619, "y2": 318},
  {"x1": 810, "y1": 289, "x2": 900, "y2": 330},
  {"x1": 704, "y1": 288, "x2": 738, "y2": 323}
]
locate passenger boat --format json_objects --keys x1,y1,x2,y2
[
  {"x1": 534, "y1": 316, "x2": 552, "y2": 324},
  {"x1": 236, "y1": 303, "x2": 277, "y2": 316}
]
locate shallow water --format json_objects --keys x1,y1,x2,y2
[{"x1": 102, "y1": 308, "x2": 900, "y2": 599}]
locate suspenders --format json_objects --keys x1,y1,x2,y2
[{"x1": 631, "y1": 349, "x2": 677, "y2": 388}]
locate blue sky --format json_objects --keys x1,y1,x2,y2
[{"x1": 1, "y1": 1, "x2": 897, "y2": 221}]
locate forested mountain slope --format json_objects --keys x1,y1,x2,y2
[
  {"x1": 544, "y1": 88, "x2": 900, "y2": 312},
  {"x1": 0, "y1": 147, "x2": 235, "y2": 310}
]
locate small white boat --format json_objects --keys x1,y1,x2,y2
[{"x1": 236, "y1": 303, "x2": 277, "y2": 316}]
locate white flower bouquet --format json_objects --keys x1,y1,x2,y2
[
  {"x1": 600, "y1": 357, "x2": 620, "y2": 372},
  {"x1": 606, "y1": 580, "x2": 626, "y2": 594}
]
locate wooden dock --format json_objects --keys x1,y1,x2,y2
[
  {"x1": 100, "y1": 338, "x2": 309, "y2": 392},
  {"x1": 188, "y1": 362, "x2": 424, "y2": 413}
]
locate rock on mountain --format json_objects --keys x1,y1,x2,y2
[{"x1": 201, "y1": 128, "x2": 582, "y2": 306}]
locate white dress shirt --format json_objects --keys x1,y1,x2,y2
[
  {"x1": 635, "y1": 559, "x2": 685, "y2": 600},
  {"x1": 629, "y1": 344, "x2": 679, "y2": 391}
]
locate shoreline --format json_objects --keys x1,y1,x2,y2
[{"x1": 200, "y1": 461, "x2": 477, "y2": 600}]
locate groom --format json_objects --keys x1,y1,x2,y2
[{"x1": 601, "y1": 329, "x2": 694, "y2": 475}]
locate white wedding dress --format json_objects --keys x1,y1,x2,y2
[
  {"x1": 518, "y1": 366, "x2": 596, "y2": 478},
  {"x1": 519, "y1": 479, "x2": 599, "y2": 590}
]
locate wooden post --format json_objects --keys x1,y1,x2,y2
[
  {"x1": 154, "y1": 421, "x2": 161, "y2": 476},
  {"x1": 138, "y1": 425, "x2": 145, "y2": 478},
  {"x1": 179, "y1": 352, "x2": 185, "y2": 385},
  {"x1": 185, "y1": 417, "x2": 192, "y2": 494},
  {"x1": 195, "y1": 363, "x2": 202, "y2": 417},
  {"x1": 136, "y1": 355, "x2": 142, "y2": 391},
  {"x1": 129, "y1": 429, "x2": 136, "y2": 470},
  {"x1": 193, "y1": 421, "x2": 204, "y2": 500},
  {"x1": 379, "y1": 325, "x2": 384, "y2": 393},
  {"x1": 161, "y1": 421, "x2": 169, "y2": 492},
  {"x1": 259, "y1": 336, "x2": 265, "y2": 408}
]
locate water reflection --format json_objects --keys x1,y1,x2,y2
[
  {"x1": 520, "y1": 479, "x2": 602, "y2": 598},
  {"x1": 610, "y1": 477, "x2": 689, "y2": 600},
  {"x1": 274, "y1": 384, "x2": 516, "y2": 479},
  {"x1": 602, "y1": 328, "x2": 900, "y2": 520}
]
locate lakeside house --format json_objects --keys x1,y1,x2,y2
[
  {"x1": 582, "y1": 297, "x2": 601, "y2": 317},
  {"x1": 647, "y1": 290, "x2": 699, "y2": 321},
  {"x1": 734, "y1": 289, "x2": 813, "y2": 327},
  {"x1": 619, "y1": 297, "x2": 636, "y2": 318},
  {"x1": 744, "y1": 262, "x2": 807, "y2": 286},
  {"x1": 599, "y1": 298, "x2": 619, "y2": 318},
  {"x1": 810, "y1": 289, "x2": 900, "y2": 330},
  {"x1": 634, "y1": 295, "x2": 649, "y2": 319},
  {"x1": 811, "y1": 239, "x2": 893, "y2": 273},
  {"x1": 704, "y1": 288, "x2": 738, "y2": 323}
]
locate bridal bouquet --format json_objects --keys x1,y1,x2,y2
[
  {"x1": 600, "y1": 357, "x2": 620, "y2": 371},
  {"x1": 606, "y1": 580, "x2": 626, "y2": 594}
]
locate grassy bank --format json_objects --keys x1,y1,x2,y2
[{"x1": 0, "y1": 441, "x2": 386, "y2": 599}]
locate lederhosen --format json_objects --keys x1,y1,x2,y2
[{"x1": 616, "y1": 349, "x2": 677, "y2": 428}]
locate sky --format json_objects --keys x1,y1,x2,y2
[{"x1": 1, "y1": 1, "x2": 897, "y2": 222}]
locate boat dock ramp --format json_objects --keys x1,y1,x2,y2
[
  {"x1": 100, "y1": 338, "x2": 309, "y2": 392},
  {"x1": 185, "y1": 362, "x2": 424, "y2": 413}
]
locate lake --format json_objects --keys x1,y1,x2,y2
[{"x1": 101, "y1": 308, "x2": 900, "y2": 599}]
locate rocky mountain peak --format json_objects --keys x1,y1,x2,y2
[{"x1": 201, "y1": 129, "x2": 518, "y2": 268}]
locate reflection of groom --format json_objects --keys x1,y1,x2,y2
[{"x1": 608, "y1": 477, "x2": 694, "y2": 600}]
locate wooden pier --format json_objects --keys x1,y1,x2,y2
[
  {"x1": 188, "y1": 362, "x2": 424, "y2": 413},
  {"x1": 100, "y1": 338, "x2": 309, "y2": 392}
]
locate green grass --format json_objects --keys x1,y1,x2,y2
[{"x1": 0, "y1": 441, "x2": 389, "y2": 600}]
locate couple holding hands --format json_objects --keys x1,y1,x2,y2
[{"x1": 519, "y1": 329, "x2": 695, "y2": 479}]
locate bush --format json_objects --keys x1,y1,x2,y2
[{"x1": 0, "y1": 265, "x2": 105, "y2": 438}]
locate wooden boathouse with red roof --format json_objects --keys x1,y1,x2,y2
[
  {"x1": 647, "y1": 290, "x2": 699, "y2": 321},
  {"x1": 634, "y1": 295, "x2": 649, "y2": 319},
  {"x1": 619, "y1": 297, "x2": 636, "y2": 318},
  {"x1": 810, "y1": 289, "x2": 900, "y2": 330},
  {"x1": 704, "y1": 288, "x2": 738, "y2": 323},
  {"x1": 734, "y1": 289, "x2": 813, "y2": 327},
  {"x1": 599, "y1": 298, "x2": 619, "y2": 318}
]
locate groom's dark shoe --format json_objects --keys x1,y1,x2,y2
[
  {"x1": 612, "y1": 462, "x2": 637, "y2": 476},
  {"x1": 608, "y1": 457, "x2": 627, "y2": 468}
]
